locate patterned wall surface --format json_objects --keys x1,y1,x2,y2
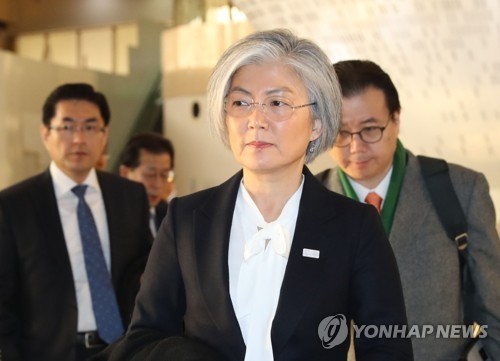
[{"x1": 232, "y1": 0, "x2": 500, "y2": 193}]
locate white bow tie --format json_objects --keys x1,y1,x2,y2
[{"x1": 244, "y1": 223, "x2": 290, "y2": 261}]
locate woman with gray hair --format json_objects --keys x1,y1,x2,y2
[{"x1": 101, "y1": 29, "x2": 412, "y2": 361}]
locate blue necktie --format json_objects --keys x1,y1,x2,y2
[{"x1": 72, "y1": 185, "x2": 124, "y2": 344}]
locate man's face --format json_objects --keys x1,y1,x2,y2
[
  {"x1": 41, "y1": 99, "x2": 109, "y2": 183},
  {"x1": 329, "y1": 87, "x2": 400, "y2": 189},
  {"x1": 120, "y1": 150, "x2": 172, "y2": 208}
]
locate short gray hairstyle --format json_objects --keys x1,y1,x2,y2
[{"x1": 207, "y1": 28, "x2": 342, "y2": 163}]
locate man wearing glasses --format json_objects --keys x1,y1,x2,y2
[
  {"x1": 0, "y1": 83, "x2": 152, "y2": 361},
  {"x1": 318, "y1": 60, "x2": 500, "y2": 360},
  {"x1": 116, "y1": 132, "x2": 175, "y2": 319},
  {"x1": 119, "y1": 132, "x2": 175, "y2": 238}
]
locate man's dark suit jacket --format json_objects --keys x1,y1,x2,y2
[
  {"x1": 106, "y1": 167, "x2": 413, "y2": 361},
  {"x1": 154, "y1": 200, "x2": 168, "y2": 231},
  {"x1": 0, "y1": 169, "x2": 152, "y2": 361},
  {"x1": 117, "y1": 199, "x2": 169, "y2": 316}
]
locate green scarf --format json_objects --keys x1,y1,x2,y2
[{"x1": 337, "y1": 139, "x2": 407, "y2": 235}]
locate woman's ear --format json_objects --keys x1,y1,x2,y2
[{"x1": 310, "y1": 119, "x2": 322, "y2": 141}]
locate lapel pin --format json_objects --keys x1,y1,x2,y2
[{"x1": 302, "y1": 248, "x2": 320, "y2": 259}]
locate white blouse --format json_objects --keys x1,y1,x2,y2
[{"x1": 228, "y1": 177, "x2": 304, "y2": 361}]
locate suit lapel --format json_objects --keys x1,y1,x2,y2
[
  {"x1": 389, "y1": 153, "x2": 432, "y2": 244},
  {"x1": 193, "y1": 171, "x2": 246, "y2": 360},
  {"x1": 272, "y1": 168, "x2": 340, "y2": 354},
  {"x1": 30, "y1": 171, "x2": 74, "y2": 282}
]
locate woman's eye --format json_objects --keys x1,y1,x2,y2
[
  {"x1": 269, "y1": 100, "x2": 287, "y2": 107},
  {"x1": 233, "y1": 100, "x2": 250, "y2": 107}
]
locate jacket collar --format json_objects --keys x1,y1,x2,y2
[{"x1": 192, "y1": 167, "x2": 341, "y2": 358}]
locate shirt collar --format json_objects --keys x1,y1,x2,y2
[
  {"x1": 349, "y1": 166, "x2": 393, "y2": 202},
  {"x1": 50, "y1": 161, "x2": 101, "y2": 198}
]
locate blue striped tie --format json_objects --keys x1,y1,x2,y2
[{"x1": 72, "y1": 185, "x2": 124, "y2": 344}]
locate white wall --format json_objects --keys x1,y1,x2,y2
[
  {"x1": 15, "y1": 23, "x2": 139, "y2": 75},
  {"x1": 164, "y1": 96, "x2": 240, "y2": 196}
]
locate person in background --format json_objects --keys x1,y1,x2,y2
[
  {"x1": 318, "y1": 59, "x2": 500, "y2": 360},
  {"x1": 101, "y1": 29, "x2": 413, "y2": 361},
  {"x1": 119, "y1": 132, "x2": 175, "y2": 237},
  {"x1": 0, "y1": 83, "x2": 152, "y2": 361}
]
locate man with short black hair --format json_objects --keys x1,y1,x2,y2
[
  {"x1": 0, "y1": 83, "x2": 152, "y2": 361},
  {"x1": 319, "y1": 60, "x2": 500, "y2": 360},
  {"x1": 119, "y1": 132, "x2": 175, "y2": 237}
]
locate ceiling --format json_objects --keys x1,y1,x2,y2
[{"x1": 0, "y1": 0, "x2": 175, "y2": 33}]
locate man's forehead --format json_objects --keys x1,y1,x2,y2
[
  {"x1": 54, "y1": 100, "x2": 103, "y2": 121},
  {"x1": 55, "y1": 99, "x2": 99, "y2": 108},
  {"x1": 138, "y1": 150, "x2": 172, "y2": 165},
  {"x1": 340, "y1": 117, "x2": 383, "y2": 128}
]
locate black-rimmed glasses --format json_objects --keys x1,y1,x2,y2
[
  {"x1": 334, "y1": 121, "x2": 391, "y2": 147},
  {"x1": 142, "y1": 170, "x2": 175, "y2": 184},
  {"x1": 48, "y1": 124, "x2": 106, "y2": 137}
]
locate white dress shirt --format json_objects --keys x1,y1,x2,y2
[
  {"x1": 349, "y1": 166, "x2": 393, "y2": 207},
  {"x1": 149, "y1": 207, "x2": 157, "y2": 237},
  {"x1": 50, "y1": 162, "x2": 111, "y2": 332},
  {"x1": 228, "y1": 177, "x2": 304, "y2": 361}
]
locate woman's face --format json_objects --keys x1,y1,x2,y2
[{"x1": 225, "y1": 61, "x2": 321, "y2": 177}]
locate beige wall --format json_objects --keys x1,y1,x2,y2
[{"x1": 15, "y1": 24, "x2": 139, "y2": 75}]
